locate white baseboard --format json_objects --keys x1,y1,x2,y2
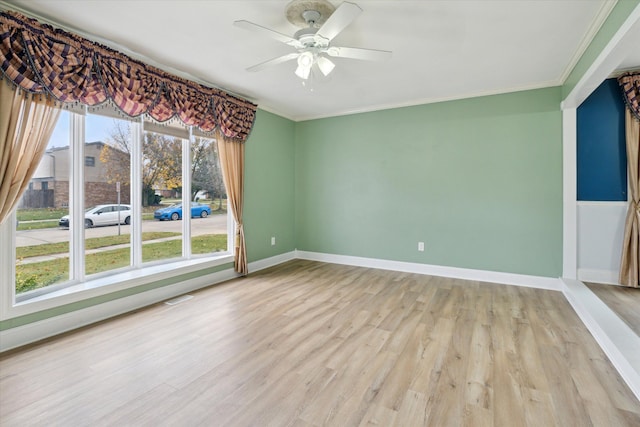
[
  {"x1": 578, "y1": 268, "x2": 619, "y2": 285},
  {"x1": 248, "y1": 251, "x2": 296, "y2": 273},
  {"x1": 296, "y1": 250, "x2": 561, "y2": 291},
  {"x1": 561, "y1": 278, "x2": 640, "y2": 401}
]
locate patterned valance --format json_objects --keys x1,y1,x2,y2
[
  {"x1": 0, "y1": 11, "x2": 257, "y2": 141},
  {"x1": 619, "y1": 72, "x2": 640, "y2": 122}
]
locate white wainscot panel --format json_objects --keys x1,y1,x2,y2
[{"x1": 577, "y1": 201, "x2": 627, "y2": 284}]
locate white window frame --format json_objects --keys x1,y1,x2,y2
[{"x1": 0, "y1": 107, "x2": 234, "y2": 321}]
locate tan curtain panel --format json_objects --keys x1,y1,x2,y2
[
  {"x1": 619, "y1": 72, "x2": 640, "y2": 288},
  {"x1": 0, "y1": 10, "x2": 257, "y2": 141},
  {"x1": 0, "y1": 82, "x2": 60, "y2": 224},
  {"x1": 216, "y1": 130, "x2": 248, "y2": 275}
]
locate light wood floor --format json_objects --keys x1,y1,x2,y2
[
  {"x1": 1, "y1": 260, "x2": 639, "y2": 426},
  {"x1": 586, "y1": 282, "x2": 640, "y2": 336}
]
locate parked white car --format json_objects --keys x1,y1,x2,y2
[{"x1": 59, "y1": 204, "x2": 131, "y2": 228}]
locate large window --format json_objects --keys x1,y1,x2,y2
[{"x1": 7, "y1": 105, "x2": 230, "y2": 306}]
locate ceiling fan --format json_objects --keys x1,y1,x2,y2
[{"x1": 234, "y1": 0, "x2": 392, "y2": 80}]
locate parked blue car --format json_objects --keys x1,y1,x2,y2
[{"x1": 153, "y1": 202, "x2": 211, "y2": 221}]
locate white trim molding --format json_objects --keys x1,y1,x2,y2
[
  {"x1": 296, "y1": 250, "x2": 561, "y2": 291},
  {"x1": 578, "y1": 268, "x2": 620, "y2": 285},
  {"x1": 249, "y1": 251, "x2": 297, "y2": 273},
  {"x1": 561, "y1": 278, "x2": 640, "y2": 401},
  {"x1": 562, "y1": 3, "x2": 640, "y2": 110},
  {"x1": 562, "y1": 107, "x2": 578, "y2": 279},
  {"x1": 557, "y1": 0, "x2": 619, "y2": 85}
]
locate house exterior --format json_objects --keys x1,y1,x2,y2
[{"x1": 21, "y1": 141, "x2": 131, "y2": 209}]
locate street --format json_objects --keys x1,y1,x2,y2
[{"x1": 16, "y1": 214, "x2": 228, "y2": 247}]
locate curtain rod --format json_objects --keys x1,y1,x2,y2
[{"x1": 0, "y1": 1, "x2": 257, "y2": 104}]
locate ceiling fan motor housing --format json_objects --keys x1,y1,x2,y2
[{"x1": 295, "y1": 27, "x2": 329, "y2": 48}]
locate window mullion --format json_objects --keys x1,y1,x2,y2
[
  {"x1": 70, "y1": 110, "x2": 85, "y2": 282},
  {"x1": 182, "y1": 131, "x2": 192, "y2": 258},
  {"x1": 131, "y1": 117, "x2": 143, "y2": 267}
]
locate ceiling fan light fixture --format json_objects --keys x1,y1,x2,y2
[
  {"x1": 316, "y1": 56, "x2": 335, "y2": 76},
  {"x1": 295, "y1": 63, "x2": 311, "y2": 79},
  {"x1": 295, "y1": 51, "x2": 314, "y2": 79}
]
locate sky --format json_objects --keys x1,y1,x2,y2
[{"x1": 48, "y1": 111, "x2": 123, "y2": 149}]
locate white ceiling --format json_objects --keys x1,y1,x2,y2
[{"x1": 3, "y1": 0, "x2": 639, "y2": 121}]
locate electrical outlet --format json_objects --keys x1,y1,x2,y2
[
  {"x1": 271, "y1": 236, "x2": 276, "y2": 246},
  {"x1": 418, "y1": 241, "x2": 424, "y2": 252}
]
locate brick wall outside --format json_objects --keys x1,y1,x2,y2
[
  {"x1": 85, "y1": 182, "x2": 131, "y2": 207},
  {"x1": 52, "y1": 181, "x2": 131, "y2": 208},
  {"x1": 54, "y1": 181, "x2": 69, "y2": 208}
]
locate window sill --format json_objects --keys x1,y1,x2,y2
[{"x1": 4, "y1": 254, "x2": 234, "y2": 320}]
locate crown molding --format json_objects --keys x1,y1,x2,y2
[
  {"x1": 289, "y1": 80, "x2": 562, "y2": 122},
  {"x1": 558, "y1": 0, "x2": 619, "y2": 85}
]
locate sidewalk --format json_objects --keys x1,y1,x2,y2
[{"x1": 17, "y1": 236, "x2": 182, "y2": 265}]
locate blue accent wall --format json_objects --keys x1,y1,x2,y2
[{"x1": 577, "y1": 78, "x2": 627, "y2": 201}]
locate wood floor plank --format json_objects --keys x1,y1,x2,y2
[
  {"x1": 358, "y1": 404, "x2": 397, "y2": 426},
  {"x1": 423, "y1": 307, "x2": 475, "y2": 427},
  {"x1": 464, "y1": 323, "x2": 493, "y2": 412},
  {"x1": 373, "y1": 322, "x2": 429, "y2": 411},
  {"x1": 586, "y1": 282, "x2": 640, "y2": 336},
  {"x1": 394, "y1": 389, "x2": 429, "y2": 426},
  {"x1": 1, "y1": 260, "x2": 638, "y2": 426}
]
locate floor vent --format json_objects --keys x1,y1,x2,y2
[{"x1": 164, "y1": 295, "x2": 194, "y2": 306}]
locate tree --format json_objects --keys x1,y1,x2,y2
[
  {"x1": 191, "y1": 138, "x2": 214, "y2": 200},
  {"x1": 210, "y1": 146, "x2": 226, "y2": 210},
  {"x1": 191, "y1": 138, "x2": 226, "y2": 209},
  {"x1": 145, "y1": 132, "x2": 182, "y2": 203},
  {"x1": 99, "y1": 121, "x2": 131, "y2": 186},
  {"x1": 100, "y1": 121, "x2": 183, "y2": 206}
]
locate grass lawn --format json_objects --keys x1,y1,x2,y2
[
  {"x1": 16, "y1": 234, "x2": 227, "y2": 293},
  {"x1": 16, "y1": 232, "x2": 180, "y2": 259},
  {"x1": 17, "y1": 220, "x2": 60, "y2": 231},
  {"x1": 16, "y1": 208, "x2": 68, "y2": 221}
]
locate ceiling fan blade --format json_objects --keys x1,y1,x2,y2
[
  {"x1": 246, "y1": 53, "x2": 300, "y2": 72},
  {"x1": 316, "y1": 2, "x2": 362, "y2": 42},
  {"x1": 234, "y1": 20, "x2": 303, "y2": 49},
  {"x1": 326, "y1": 46, "x2": 392, "y2": 61}
]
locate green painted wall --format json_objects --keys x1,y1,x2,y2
[
  {"x1": 295, "y1": 87, "x2": 563, "y2": 277},
  {"x1": 563, "y1": 0, "x2": 639, "y2": 98},
  {"x1": 244, "y1": 109, "x2": 296, "y2": 261}
]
